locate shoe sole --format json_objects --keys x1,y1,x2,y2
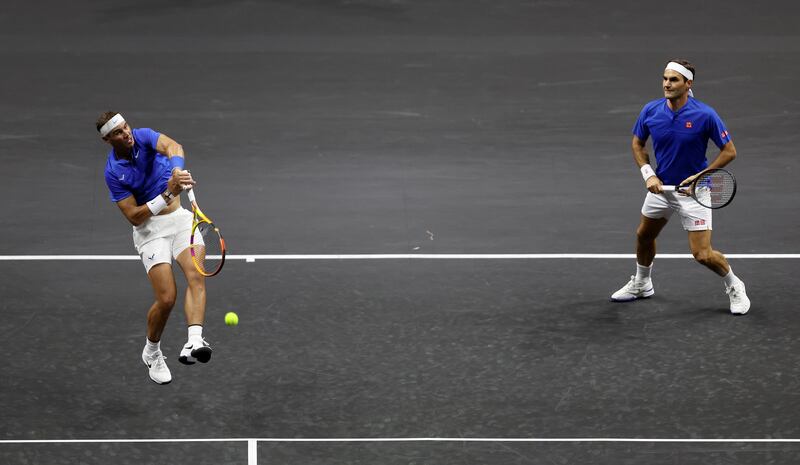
[
  {"x1": 179, "y1": 347, "x2": 212, "y2": 365},
  {"x1": 148, "y1": 376, "x2": 172, "y2": 385},
  {"x1": 730, "y1": 305, "x2": 750, "y2": 315},
  {"x1": 610, "y1": 289, "x2": 655, "y2": 302}
]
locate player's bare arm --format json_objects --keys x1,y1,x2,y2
[
  {"x1": 116, "y1": 195, "x2": 155, "y2": 226},
  {"x1": 632, "y1": 135, "x2": 663, "y2": 193},
  {"x1": 156, "y1": 133, "x2": 196, "y2": 190},
  {"x1": 156, "y1": 133, "x2": 185, "y2": 169},
  {"x1": 679, "y1": 141, "x2": 737, "y2": 186},
  {"x1": 115, "y1": 172, "x2": 195, "y2": 226}
]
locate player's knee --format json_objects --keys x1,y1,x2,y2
[
  {"x1": 187, "y1": 279, "x2": 206, "y2": 295},
  {"x1": 155, "y1": 291, "x2": 177, "y2": 310},
  {"x1": 185, "y1": 268, "x2": 206, "y2": 289},
  {"x1": 636, "y1": 228, "x2": 656, "y2": 244},
  {"x1": 692, "y1": 249, "x2": 714, "y2": 266}
]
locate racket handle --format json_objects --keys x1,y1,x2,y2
[
  {"x1": 661, "y1": 185, "x2": 677, "y2": 192},
  {"x1": 187, "y1": 188, "x2": 196, "y2": 202}
]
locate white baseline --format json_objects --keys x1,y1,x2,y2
[{"x1": 8, "y1": 437, "x2": 797, "y2": 465}]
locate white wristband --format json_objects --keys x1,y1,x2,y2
[
  {"x1": 146, "y1": 194, "x2": 168, "y2": 216},
  {"x1": 640, "y1": 164, "x2": 656, "y2": 181}
]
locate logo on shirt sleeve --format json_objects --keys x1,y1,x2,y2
[{"x1": 720, "y1": 130, "x2": 729, "y2": 139}]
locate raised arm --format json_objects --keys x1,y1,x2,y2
[
  {"x1": 156, "y1": 132, "x2": 197, "y2": 191},
  {"x1": 156, "y1": 133, "x2": 185, "y2": 173}
]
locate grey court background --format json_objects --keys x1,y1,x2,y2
[{"x1": 1, "y1": 0, "x2": 799, "y2": 464}]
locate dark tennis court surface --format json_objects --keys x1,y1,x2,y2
[{"x1": 2, "y1": 0, "x2": 800, "y2": 464}]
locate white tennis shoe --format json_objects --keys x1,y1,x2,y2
[
  {"x1": 726, "y1": 280, "x2": 751, "y2": 315},
  {"x1": 179, "y1": 338, "x2": 212, "y2": 365},
  {"x1": 141, "y1": 350, "x2": 172, "y2": 385},
  {"x1": 611, "y1": 276, "x2": 655, "y2": 302}
]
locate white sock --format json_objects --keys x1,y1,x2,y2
[
  {"x1": 188, "y1": 325, "x2": 203, "y2": 343},
  {"x1": 635, "y1": 263, "x2": 652, "y2": 281},
  {"x1": 723, "y1": 266, "x2": 739, "y2": 287},
  {"x1": 145, "y1": 338, "x2": 160, "y2": 355}
]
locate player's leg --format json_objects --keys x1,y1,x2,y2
[
  {"x1": 687, "y1": 230, "x2": 728, "y2": 275},
  {"x1": 175, "y1": 247, "x2": 206, "y2": 326},
  {"x1": 636, "y1": 214, "x2": 668, "y2": 267},
  {"x1": 146, "y1": 262, "x2": 179, "y2": 341},
  {"x1": 141, "y1": 260, "x2": 177, "y2": 384},
  {"x1": 611, "y1": 215, "x2": 666, "y2": 301},
  {"x1": 173, "y1": 208, "x2": 212, "y2": 364},
  {"x1": 611, "y1": 192, "x2": 671, "y2": 302},
  {"x1": 687, "y1": 230, "x2": 750, "y2": 314}
]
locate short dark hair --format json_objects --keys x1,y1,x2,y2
[
  {"x1": 667, "y1": 59, "x2": 695, "y2": 81},
  {"x1": 95, "y1": 111, "x2": 118, "y2": 133}
]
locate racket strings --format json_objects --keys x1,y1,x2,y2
[
  {"x1": 191, "y1": 222, "x2": 224, "y2": 275},
  {"x1": 695, "y1": 171, "x2": 736, "y2": 208}
]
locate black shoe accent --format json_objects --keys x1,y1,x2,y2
[{"x1": 192, "y1": 347, "x2": 212, "y2": 363}]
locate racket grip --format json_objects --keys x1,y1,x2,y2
[
  {"x1": 187, "y1": 188, "x2": 196, "y2": 202},
  {"x1": 661, "y1": 185, "x2": 677, "y2": 192}
]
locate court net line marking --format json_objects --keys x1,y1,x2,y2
[{"x1": 1, "y1": 253, "x2": 798, "y2": 261}]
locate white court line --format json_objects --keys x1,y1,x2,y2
[
  {"x1": 6, "y1": 436, "x2": 800, "y2": 464},
  {"x1": 0, "y1": 253, "x2": 798, "y2": 261},
  {"x1": 248, "y1": 439, "x2": 257, "y2": 464},
  {"x1": 2, "y1": 437, "x2": 800, "y2": 443}
]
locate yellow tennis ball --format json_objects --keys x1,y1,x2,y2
[{"x1": 224, "y1": 312, "x2": 239, "y2": 326}]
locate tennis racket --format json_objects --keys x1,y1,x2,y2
[
  {"x1": 661, "y1": 168, "x2": 737, "y2": 209},
  {"x1": 187, "y1": 188, "x2": 226, "y2": 277}
]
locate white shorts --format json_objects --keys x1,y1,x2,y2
[
  {"x1": 132, "y1": 207, "x2": 194, "y2": 273},
  {"x1": 641, "y1": 191, "x2": 712, "y2": 231}
]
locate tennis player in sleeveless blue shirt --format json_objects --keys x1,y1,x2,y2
[
  {"x1": 610, "y1": 60, "x2": 750, "y2": 314},
  {"x1": 99, "y1": 112, "x2": 213, "y2": 384}
]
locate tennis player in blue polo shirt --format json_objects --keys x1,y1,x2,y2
[
  {"x1": 99, "y1": 111, "x2": 213, "y2": 384},
  {"x1": 610, "y1": 60, "x2": 750, "y2": 314}
]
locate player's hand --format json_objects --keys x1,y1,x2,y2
[
  {"x1": 679, "y1": 173, "x2": 700, "y2": 187},
  {"x1": 645, "y1": 175, "x2": 663, "y2": 194},
  {"x1": 676, "y1": 172, "x2": 701, "y2": 196},
  {"x1": 168, "y1": 169, "x2": 196, "y2": 194}
]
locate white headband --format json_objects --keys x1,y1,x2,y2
[
  {"x1": 665, "y1": 62, "x2": 694, "y2": 81},
  {"x1": 99, "y1": 113, "x2": 125, "y2": 137}
]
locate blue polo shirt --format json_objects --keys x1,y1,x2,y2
[
  {"x1": 632, "y1": 98, "x2": 732, "y2": 185},
  {"x1": 104, "y1": 128, "x2": 171, "y2": 204}
]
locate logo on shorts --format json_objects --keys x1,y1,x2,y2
[
  {"x1": 685, "y1": 121, "x2": 693, "y2": 128},
  {"x1": 147, "y1": 253, "x2": 156, "y2": 260},
  {"x1": 694, "y1": 219, "x2": 706, "y2": 226},
  {"x1": 119, "y1": 174, "x2": 125, "y2": 181}
]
